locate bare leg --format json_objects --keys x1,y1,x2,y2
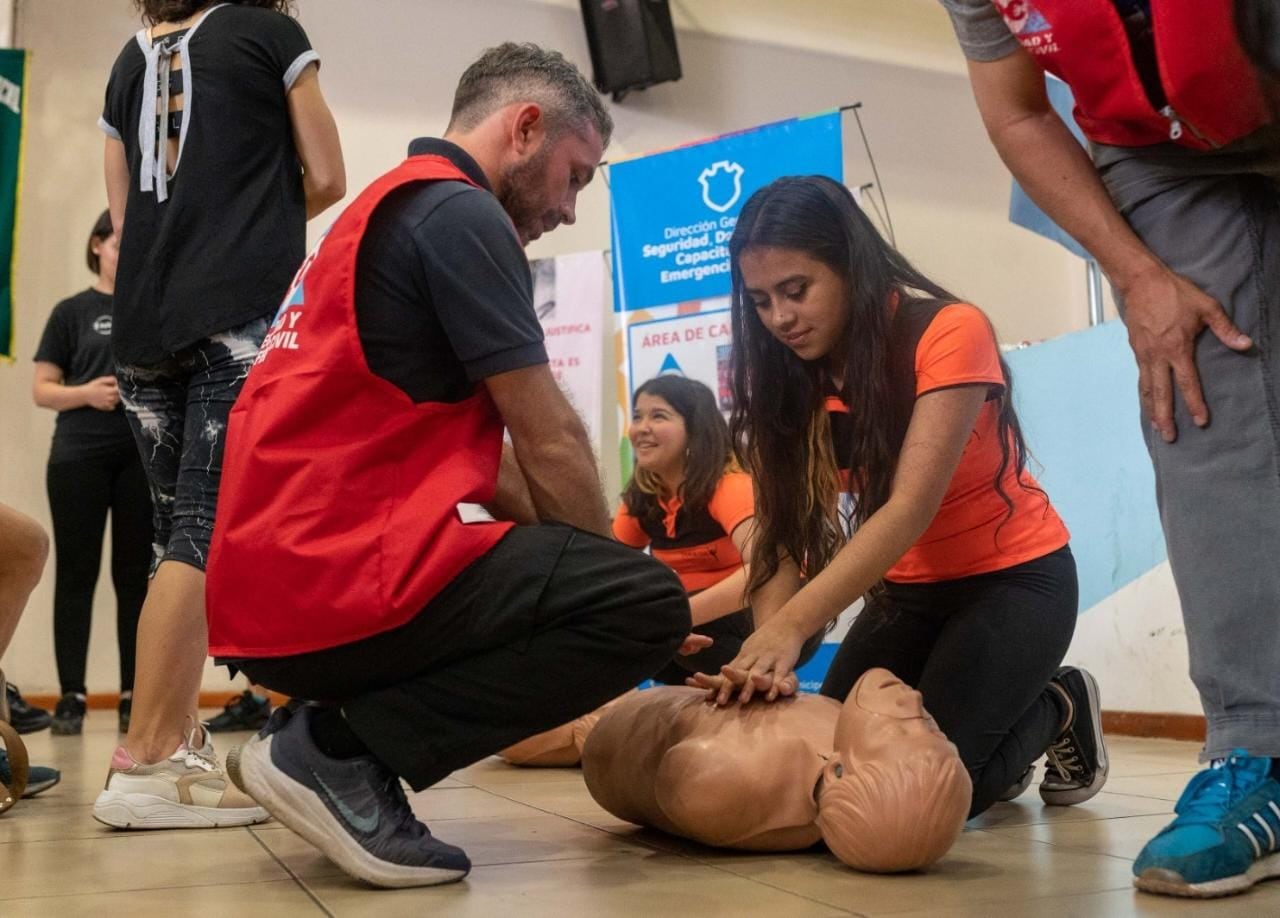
[
  {"x1": 123, "y1": 560, "x2": 205, "y2": 763},
  {"x1": 0, "y1": 504, "x2": 49, "y2": 656}
]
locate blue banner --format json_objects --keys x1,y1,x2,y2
[
  {"x1": 1009, "y1": 76, "x2": 1090, "y2": 260},
  {"x1": 609, "y1": 112, "x2": 844, "y2": 312}
]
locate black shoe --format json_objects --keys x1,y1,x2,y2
[
  {"x1": 227, "y1": 705, "x2": 470, "y2": 887},
  {"x1": 5, "y1": 684, "x2": 52, "y2": 734},
  {"x1": 118, "y1": 695, "x2": 132, "y2": 733},
  {"x1": 50, "y1": 693, "x2": 85, "y2": 736},
  {"x1": 206, "y1": 690, "x2": 271, "y2": 733},
  {"x1": 1042, "y1": 666, "x2": 1109, "y2": 805}
]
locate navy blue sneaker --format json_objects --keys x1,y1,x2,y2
[
  {"x1": 226, "y1": 704, "x2": 469, "y2": 888},
  {"x1": 1134, "y1": 751, "x2": 1280, "y2": 898},
  {"x1": 0, "y1": 749, "x2": 60, "y2": 797}
]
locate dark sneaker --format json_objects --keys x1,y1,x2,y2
[
  {"x1": 999, "y1": 764, "x2": 1035, "y2": 802},
  {"x1": 0, "y1": 749, "x2": 60, "y2": 797},
  {"x1": 226, "y1": 705, "x2": 470, "y2": 888},
  {"x1": 1134, "y1": 752, "x2": 1280, "y2": 898},
  {"x1": 118, "y1": 695, "x2": 132, "y2": 734},
  {"x1": 206, "y1": 690, "x2": 270, "y2": 733},
  {"x1": 51, "y1": 693, "x2": 86, "y2": 736},
  {"x1": 1041, "y1": 666, "x2": 1109, "y2": 805},
  {"x1": 5, "y1": 684, "x2": 52, "y2": 734}
]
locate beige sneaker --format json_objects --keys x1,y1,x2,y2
[{"x1": 92, "y1": 719, "x2": 268, "y2": 829}]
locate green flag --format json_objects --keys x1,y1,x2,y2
[{"x1": 0, "y1": 48, "x2": 27, "y2": 360}]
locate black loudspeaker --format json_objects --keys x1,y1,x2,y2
[{"x1": 580, "y1": 0, "x2": 682, "y2": 101}]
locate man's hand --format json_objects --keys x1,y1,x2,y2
[
  {"x1": 676, "y1": 634, "x2": 713, "y2": 656},
  {"x1": 1121, "y1": 264, "x2": 1252, "y2": 443}
]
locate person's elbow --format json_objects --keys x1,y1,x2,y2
[{"x1": 306, "y1": 169, "x2": 346, "y2": 213}]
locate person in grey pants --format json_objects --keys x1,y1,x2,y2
[{"x1": 940, "y1": 0, "x2": 1280, "y2": 900}]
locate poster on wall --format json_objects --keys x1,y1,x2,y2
[
  {"x1": 530, "y1": 250, "x2": 606, "y2": 449},
  {"x1": 0, "y1": 49, "x2": 28, "y2": 359},
  {"x1": 609, "y1": 111, "x2": 844, "y2": 314}
]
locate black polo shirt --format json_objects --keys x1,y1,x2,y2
[{"x1": 354, "y1": 138, "x2": 548, "y2": 403}]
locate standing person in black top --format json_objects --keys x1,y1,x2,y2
[
  {"x1": 32, "y1": 210, "x2": 152, "y2": 737},
  {"x1": 92, "y1": 0, "x2": 344, "y2": 831}
]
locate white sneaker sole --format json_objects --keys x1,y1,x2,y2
[
  {"x1": 227, "y1": 735, "x2": 468, "y2": 889},
  {"x1": 1135, "y1": 852, "x2": 1280, "y2": 898},
  {"x1": 92, "y1": 789, "x2": 268, "y2": 829}
]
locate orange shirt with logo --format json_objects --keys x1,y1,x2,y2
[{"x1": 613, "y1": 471, "x2": 755, "y2": 592}]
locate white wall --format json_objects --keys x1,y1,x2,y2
[{"x1": 0, "y1": 0, "x2": 1139, "y2": 701}]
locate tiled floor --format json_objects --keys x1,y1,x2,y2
[{"x1": 4, "y1": 713, "x2": 1280, "y2": 917}]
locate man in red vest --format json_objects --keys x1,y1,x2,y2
[
  {"x1": 205, "y1": 44, "x2": 690, "y2": 889},
  {"x1": 942, "y1": 0, "x2": 1280, "y2": 900}
]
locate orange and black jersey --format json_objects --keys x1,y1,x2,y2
[
  {"x1": 828, "y1": 301, "x2": 1069, "y2": 583},
  {"x1": 613, "y1": 471, "x2": 754, "y2": 593}
]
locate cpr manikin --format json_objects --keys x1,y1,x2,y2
[{"x1": 577, "y1": 668, "x2": 972, "y2": 873}]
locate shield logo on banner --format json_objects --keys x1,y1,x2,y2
[{"x1": 698, "y1": 160, "x2": 745, "y2": 213}]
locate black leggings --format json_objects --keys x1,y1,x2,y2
[
  {"x1": 46, "y1": 448, "x2": 153, "y2": 695},
  {"x1": 652, "y1": 606, "x2": 825, "y2": 685},
  {"x1": 820, "y1": 545, "x2": 1078, "y2": 819}
]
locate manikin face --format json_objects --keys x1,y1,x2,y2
[
  {"x1": 630, "y1": 393, "x2": 689, "y2": 479},
  {"x1": 499, "y1": 120, "x2": 604, "y2": 247},
  {"x1": 737, "y1": 246, "x2": 850, "y2": 365},
  {"x1": 831, "y1": 668, "x2": 951, "y2": 767}
]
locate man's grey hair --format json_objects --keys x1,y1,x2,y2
[{"x1": 448, "y1": 42, "x2": 613, "y2": 147}]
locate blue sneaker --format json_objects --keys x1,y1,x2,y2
[
  {"x1": 226, "y1": 704, "x2": 469, "y2": 888},
  {"x1": 1134, "y1": 751, "x2": 1280, "y2": 898},
  {"x1": 0, "y1": 748, "x2": 60, "y2": 797}
]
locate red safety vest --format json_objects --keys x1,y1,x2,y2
[
  {"x1": 990, "y1": 0, "x2": 1270, "y2": 149},
  {"x1": 206, "y1": 155, "x2": 513, "y2": 658}
]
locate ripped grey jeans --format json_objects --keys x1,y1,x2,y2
[
  {"x1": 1094, "y1": 126, "x2": 1280, "y2": 760},
  {"x1": 116, "y1": 315, "x2": 270, "y2": 572}
]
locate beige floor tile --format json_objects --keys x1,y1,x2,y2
[
  {"x1": 704, "y1": 828, "x2": 1133, "y2": 915},
  {"x1": 0, "y1": 879, "x2": 324, "y2": 917},
  {"x1": 1098, "y1": 738, "x2": 1203, "y2": 781},
  {"x1": 982, "y1": 812, "x2": 1173, "y2": 861},
  {"x1": 305, "y1": 851, "x2": 858, "y2": 917},
  {"x1": 451, "y1": 755, "x2": 589, "y2": 787},
  {"x1": 476, "y1": 778, "x2": 618, "y2": 818},
  {"x1": 886, "y1": 883, "x2": 1280, "y2": 917},
  {"x1": 406, "y1": 785, "x2": 551, "y2": 821},
  {"x1": 252, "y1": 812, "x2": 656, "y2": 878},
  {"x1": 1102, "y1": 772, "x2": 1201, "y2": 802},
  {"x1": 0, "y1": 828, "x2": 288, "y2": 900},
  {"x1": 0, "y1": 802, "x2": 118, "y2": 844},
  {"x1": 966, "y1": 791, "x2": 1174, "y2": 829}
]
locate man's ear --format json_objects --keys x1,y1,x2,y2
[{"x1": 510, "y1": 102, "x2": 547, "y2": 156}]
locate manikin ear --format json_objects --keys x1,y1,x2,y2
[
  {"x1": 508, "y1": 102, "x2": 548, "y2": 157},
  {"x1": 822, "y1": 751, "x2": 851, "y2": 789}
]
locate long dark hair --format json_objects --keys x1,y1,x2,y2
[
  {"x1": 134, "y1": 0, "x2": 293, "y2": 24},
  {"x1": 729, "y1": 175, "x2": 1035, "y2": 593},
  {"x1": 1237, "y1": 0, "x2": 1280, "y2": 80},
  {"x1": 622, "y1": 376, "x2": 735, "y2": 530},
  {"x1": 85, "y1": 210, "x2": 113, "y2": 275}
]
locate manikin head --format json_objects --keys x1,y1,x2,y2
[
  {"x1": 815, "y1": 668, "x2": 971, "y2": 872},
  {"x1": 445, "y1": 43, "x2": 612, "y2": 247}
]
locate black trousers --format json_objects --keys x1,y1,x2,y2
[
  {"x1": 46, "y1": 448, "x2": 153, "y2": 695},
  {"x1": 234, "y1": 523, "x2": 690, "y2": 790},
  {"x1": 820, "y1": 545, "x2": 1078, "y2": 819}
]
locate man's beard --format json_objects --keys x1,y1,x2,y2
[{"x1": 498, "y1": 145, "x2": 553, "y2": 245}]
